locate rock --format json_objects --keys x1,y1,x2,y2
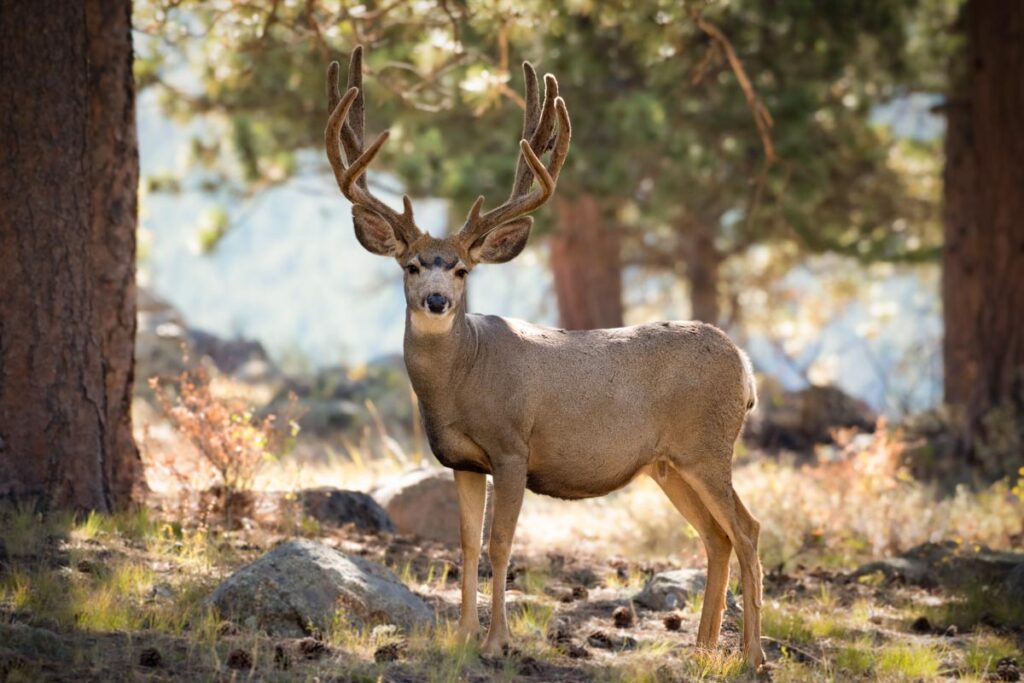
[
  {"x1": 209, "y1": 539, "x2": 433, "y2": 637},
  {"x1": 226, "y1": 648, "x2": 253, "y2": 670},
  {"x1": 0, "y1": 624, "x2": 67, "y2": 662},
  {"x1": 188, "y1": 328, "x2": 271, "y2": 376},
  {"x1": 851, "y1": 542, "x2": 1024, "y2": 590},
  {"x1": 138, "y1": 647, "x2": 162, "y2": 668},
  {"x1": 634, "y1": 569, "x2": 706, "y2": 611},
  {"x1": 373, "y1": 468, "x2": 493, "y2": 545},
  {"x1": 612, "y1": 606, "x2": 634, "y2": 628},
  {"x1": 298, "y1": 488, "x2": 395, "y2": 532},
  {"x1": 749, "y1": 378, "x2": 877, "y2": 450}
]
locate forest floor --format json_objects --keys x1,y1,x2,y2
[{"x1": 2, "y1": 437, "x2": 1023, "y2": 681}]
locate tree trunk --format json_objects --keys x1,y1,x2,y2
[
  {"x1": 681, "y1": 218, "x2": 721, "y2": 325},
  {"x1": 0, "y1": 1, "x2": 144, "y2": 511},
  {"x1": 86, "y1": 0, "x2": 144, "y2": 505},
  {"x1": 549, "y1": 195, "x2": 624, "y2": 330},
  {"x1": 942, "y1": 0, "x2": 1024, "y2": 473}
]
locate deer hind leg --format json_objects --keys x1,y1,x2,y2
[
  {"x1": 454, "y1": 470, "x2": 487, "y2": 639},
  {"x1": 676, "y1": 455, "x2": 765, "y2": 669},
  {"x1": 481, "y1": 460, "x2": 527, "y2": 656},
  {"x1": 650, "y1": 464, "x2": 732, "y2": 648}
]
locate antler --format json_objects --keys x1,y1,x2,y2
[
  {"x1": 326, "y1": 46, "x2": 419, "y2": 243},
  {"x1": 459, "y1": 62, "x2": 572, "y2": 246}
]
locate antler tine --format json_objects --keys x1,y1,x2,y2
[
  {"x1": 459, "y1": 72, "x2": 571, "y2": 246},
  {"x1": 325, "y1": 53, "x2": 417, "y2": 241},
  {"x1": 328, "y1": 49, "x2": 368, "y2": 191}
]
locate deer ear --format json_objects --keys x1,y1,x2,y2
[
  {"x1": 469, "y1": 217, "x2": 533, "y2": 264},
  {"x1": 353, "y1": 205, "x2": 407, "y2": 257}
]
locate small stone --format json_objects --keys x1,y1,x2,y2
[
  {"x1": 612, "y1": 605, "x2": 634, "y2": 628},
  {"x1": 226, "y1": 648, "x2": 252, "y2": 670},
  {"x1": 297, "y1": 637, "x2": 328, "y2": 659},
  {"x1": 663, "y1": 613, "x2": 683, "y2": 631},
  {"x1": 374, "y1": 642, "x2": 403, "y2": 663},
  {"x1": 909, "y1": 616, "x2": 932, "y2": 633},
  {"x1": 138, "y1": 647, "x2": 162, "y2": 668}
]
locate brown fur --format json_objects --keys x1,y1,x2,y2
[{"x1": 325, "y1": 47, "x2": 765, "y2": 668}]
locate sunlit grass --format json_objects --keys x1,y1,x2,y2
[
  {"x1": 678, "y1": 648, "x2": 746, "y2": 680},
  {"x1": 876, "y1": 643, "x2": 944, "y2": 680},
  {"x1": 963, "y1": 633, "x2": 1019, "y2": 678},
  {"x1": 831, "y1": 637, "x2": 875, "y2": 676}
]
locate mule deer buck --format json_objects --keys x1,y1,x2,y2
[{"x1": 325, "y1": 46, "x2": 765, "y2": 668}]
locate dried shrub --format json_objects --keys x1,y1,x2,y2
[{"x1": 148, "y1": 367, "x2": 298, "y2": 526}]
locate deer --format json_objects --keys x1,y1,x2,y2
[{"x1": 324, "y1": 46, "x2": 765, "y2": 668}]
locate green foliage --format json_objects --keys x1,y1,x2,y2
[{"x1": 136, "y1": 0, "x2": 949, "y2": 272}]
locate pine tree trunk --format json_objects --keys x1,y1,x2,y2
[
  {"x1": 549, "y1": 195, "x2": 624, "y2": 330},
  {"x1": 942, "y1": 0, "x2": 1024, "y2": 472},
  {"x1": 681, "y1": 219, "x2": 721, "y2": 325},
  {"x1": 0, "y1": 1, "x2": 144, "y2": 511}
]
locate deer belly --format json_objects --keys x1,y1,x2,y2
[{"x1": 525, "y1": 442, "x2": 648, "y2": 500}]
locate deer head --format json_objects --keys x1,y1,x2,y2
[{"x1": 325, "y1": 46, "x2": 571, "y2": 332}]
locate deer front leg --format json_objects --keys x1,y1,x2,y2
[
  {"x1": 481, "y1": 458, "x2": 527, "y2": 656},
  {"x1": 454, "y1": 470, "x2": 487, "y2": 639}
]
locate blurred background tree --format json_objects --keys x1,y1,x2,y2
[{"x1": 135, "y1": 0, "x2": 941, "y2": 330}]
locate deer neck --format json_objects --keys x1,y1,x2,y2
[{"x1": 403, "y1": 300, "x2": 477, "y2": 406}]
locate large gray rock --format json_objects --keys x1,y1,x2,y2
[
  {"x1": 373, "y1": 468, "x2": 492, "y2": 545},
  {"x1": 634, "y1": 569, "x2": 706, "y2": 611},
  {"x1": 209, "y1": 539, "x2": 432, "y2": 636}
]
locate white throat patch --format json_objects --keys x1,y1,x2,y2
[{"x1": 410, "y1": 310, "x2": 455, "y2": 335}]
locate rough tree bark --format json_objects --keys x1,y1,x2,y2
[
  {"x1": 549, "y1": 195, "x2": 624, "y2": 330},
  {"x1": 0, "y1": 1, "x2": 144, "y2": 511},
  {"x1": 942, "y1": 0, "x2": 1024, "y2": 470}
]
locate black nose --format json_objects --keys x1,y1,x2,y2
[{"x1": 425, "y1": 293, "x2": 448, "y2": 313}]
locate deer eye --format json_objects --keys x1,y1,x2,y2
[
  {"x1": 405, "y1": 264, "x2": 420, "y2": 275},
  {"x1": 455, "y1": 268, "x2": 468, "y2": 279}
]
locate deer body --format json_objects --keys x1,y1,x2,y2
[
  {"x1": 325, "y1": 47, "x2": 765, "y2": 669},
  {"x1": 407, "y1": 311, "x2": 754, "y2": 500}
]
